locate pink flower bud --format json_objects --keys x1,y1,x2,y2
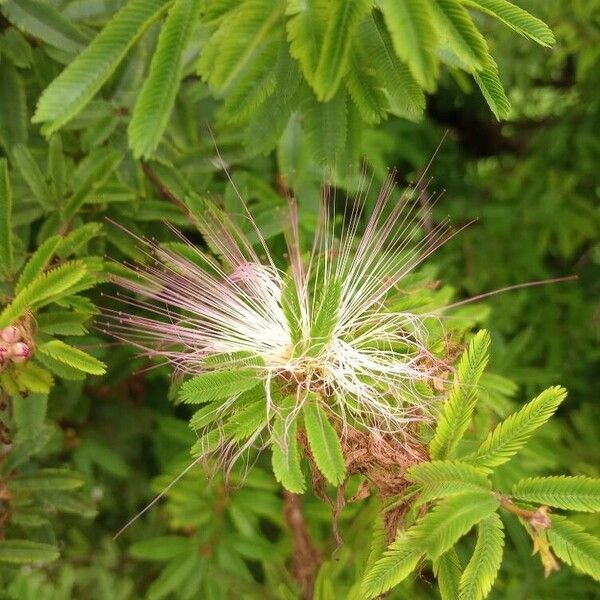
[
  {"x1": 1, "y1": 326, "x2": 20, "y2": 344},
  {"x1": 0, "y1": 344, "x2": 10, "y2": 363},
  {"x1": 10, "y1": 342, "x2": 31, "y2": 363}
]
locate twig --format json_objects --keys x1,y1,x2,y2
[{"x1": 283, "y1": 491, "x2": 322, "y2": 600}]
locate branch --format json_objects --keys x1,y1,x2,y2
[{"x1": 283, "y1": 491, "x2": 322, "y2": 600}]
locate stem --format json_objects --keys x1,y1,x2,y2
[
  {"x1": 141, "y1": 162, "x2": 187, "y2": 212},
  {"x1": 498, "y1": 496, "x2": 540, "y2": 519},
  {"x1": 283, "y1": 491, "x2": 322, "y2": 600}
]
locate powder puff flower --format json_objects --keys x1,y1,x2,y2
[{"x1": 106, "y1": 173, "x2": 465, "y2": 489}]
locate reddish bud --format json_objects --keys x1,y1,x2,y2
[
  {"x1": 10, "y1": 342, "x2": 31, "y2": 363},
  {"x1": 1, "y1": 326, "x2": 20, "y2": 344},
  {"x1": 0, "y1": 344, "x2": 10, "y2": 363}
]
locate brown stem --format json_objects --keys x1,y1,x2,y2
[
  {"x1": 141, "y1": 162, "x2": 188, "y2": 212},
  {"x1": 283, "y1": 491, "x2": 322, "y2": 600},
  {"x1": 498, "y1": 496, "x2": 539, "y2": 519}
]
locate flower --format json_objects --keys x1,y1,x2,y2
[
  {"x1": 10, "y1": 342, "x2": 31, "y2": 363},
  {"x1": 1, "y1": 326, "x2": 20, "y2": 344},
  {"x1": 107, "y1": 175, "x2": 460, "y2": 460}
]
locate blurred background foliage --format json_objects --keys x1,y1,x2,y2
[{"x1": 0, "y1": 0, "x2": 598, "y2": 598}]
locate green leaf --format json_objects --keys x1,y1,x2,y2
[
  {"x1": 129, "y1": 536, "x2": 191, "y2": 561},
  {"x1": 459, "y1": 512, "x2": 504, "y2": 600},
  {"x1": 467, "y1": 386, "x2": 567, "y2": 470},
  {"x1": 243, "y1": 43, "x2": 301, "y2": 154},
  {"x1": 48, "y1": 134, "x2": 67, "y2": 200},
  {"x1": 358, "y1": 14, "x2": 425, "y2": 120},
  {"x1": 198, "y1": 0, "x2": 283, "y2": 91},
  {"x1": 0, "y1": 58, "x2": 28, "y2": 149},
  {"x1": 0, "y1": 27, "x2": 33, "y2": 68},
  {"x1": 411, "y1": 491, "x2": 500, "y2": 560},
  {"x1": 286, "y1": 0, "x2": 328, "y2": 86},
  {"x1": 430, "y1": 0, "x2": 488, "y2": 71},
  {"x1": 0, "y1": 262, "x2": 87, "y2": 328},
  {"x1": 308, "y1": 278, "x2": 342, "y2": 355},
  {"x1": 36, "y1": 350, "x2": 87, "y2": 381},
  {"x1": 37, "y1": 340, "x2": 106, "y2": 375},
  {"x1": 547, "y1": 517, "x2": 600, "y2": 582},
  {"x1": 128, "y1": 0, "x2": 201, "y2": 158},
  {"x1": 12, "y1": 144, "x2": 54, "y2": 209},
  {"x1": 0, "y1": 159, "x2": 13, "y2": 278},
  {"x1": 2, "y1": 0, "x2": 88, "y2": 54},
  {"x1": 9, "y1": 468, "x2": 84, "y2": 492},
  {"x1": 303, "y1": 393, "x2": 346, "y2": 485},
  {"x1": 435, "y1": 548, "x2": 462, "y2": 600},
  {"x1": 463, "y1": 0, "x2": 555, "y2": 46},
  {"x1": 302, "y1": 87, "x2": 347, "y2": 167},
  {"x1": 430, "y1": 330, "x2": 491, "y2": 460},
  {"x1": 147, "y1": 554, "x2": 201, "y2": 600},
  {"x1": 346, "y1": 49, "x2": 389, "y2": 124},
  {"x1": 272, "y1": 396, "x2": 305, "y2": 493},
  {"x1": 226, "y1": 398, "x2": 270, "y2": 441},
  {"x1": 380, "y1": 0, "x2": 438, "y2": 91},
  {"x1": 219, "y1": 36, "x2": 281, "y2": 125},
  {"x1": 179, "y1": 368, "x2": 261, "y2": 403},
  {"x1": 33, "y1": 0, "x2": 170, "y2": 133},
  {"x1": 0, "y1": 540, "x2": 59, "y2": 564},
  {"x1": 512, "y1": 476, "x2": 600, "y2": 513},
  {"x1": 62, "y1": 148, "x2": 122, "y2": 224},
  {"x1": 361, "y1": 536, "x2": 422, "y2": 599},
  {"x1": 15, "y1": 236, "x2": 62, "y2": 293},
  {"x1": 312, "y1": 0, "x2": 371, "y2": 101},
  {"x1": 407, "y1": 460, "x2": 491, "y2": 503},
  {"x1": 15, "y1": 362, "x2": 54, "y2": 394},
  {"x1": 57, "y1": 222, "x2": 104, "y2": 257},
  {"x1": 473, "y1": 55, "x2": 510, "y2": 120},
  {"x1": 280, "y1": 275, "x2": 304, "y2": 347}
]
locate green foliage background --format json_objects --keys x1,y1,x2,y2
[{"x1": 0, "y1": 0, "x2": 598, "y2": 598}]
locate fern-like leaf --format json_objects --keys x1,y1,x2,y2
[
  {"x1": 37, "y1": 340, "x2": 106, "y2": 376},
  {"x1": 0, "y1": 159, "x2": 13, "y2": 278},
  {"x1": 410, "y1": 491, "x2": 500, "y2": 560},
  {"x1": 312, "y1": 0, "x2": 371, "y2": 101},
  {"x1": 361, "y1": 535, "x2": 422, "y2": 599},
  {"x1": 303, "y1": 393, "x2": 346, "y2": 485},
  {"x1": 220, "y1": 36, "x2": 281, "y2": 124},
  {"x1": 463, "y1": 0, "x2": 555, "y2": 47},
  {"x1": 302, "y1": 87, "x2": 348, "y2": 167},
  {"x1": 346, "y1": 49, "x2": 389, "y2": 124},
  {"x1": 2, "y1": 0, "x2": 88, "y2": 54},
  {"x1": 512, "y1": 476, "x2": 600, "y2": 512},
  {"x1": 33, "y1": 0, "x2": 170, "y2": 133},
  {"x1": 430, "y1": 0, "x2": 488, "y2": 71},
  {"x1": 0, "y1": 59, "x2": 28, "y2": 149},
  {"x1": 12, "y1": 144, "x2": 53, "y2": 209},
  {"x1": 15, "y1": 236, "x2": 62, "y2": 293},
  {"x1": 459, "y1": 512, "x2": 504, "y2": 600},
  {"x1": 179, "y1": 369, "x2": 260, "y2": 404},
  {"x1": 407, "y1": 460, "x2": 491, "y2": 503},
  {"x1": 128, "y1": 0, "x2": 201, "y2": 158},
  {"x1": 286, "y1": 0, "x2": 328, "y2": 87},
  {"x1": 308, "y1": 278, "x2": 342, "y2": 356},
  {"x1": 430, "y1": 330, "x2": 491, "y2": 460},
  {"x1": 473, "y1": 55, "x2": 511, "y2": 120},
  {"x1": 271, "y1": 396, "x2": 305, "y2": 493},
  {"x1": 547, "y1": 517, "x2": 600, "y2": 582},
  {"x1": 358, "y1": 14, "x2": 425, "y2": 120},
  {"x1": 467, "y1": 386, "x2": 567, "y2": 470},
  {"x1": 435, "y1": 549, "x2": 462, "y2": 600},
  {"x1": 0, "y1": 262, "x2": 87, "y2": 328},
  {"x1": 380, "y1": 0, "x2": 438, "y2": 91},
  {"x1": 198, "y1": 0, "x2": 283, "y2": 91}
]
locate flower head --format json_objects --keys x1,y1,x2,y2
[{"x1": 108, "y1": 175, "x2": 458, "y2": 467}]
